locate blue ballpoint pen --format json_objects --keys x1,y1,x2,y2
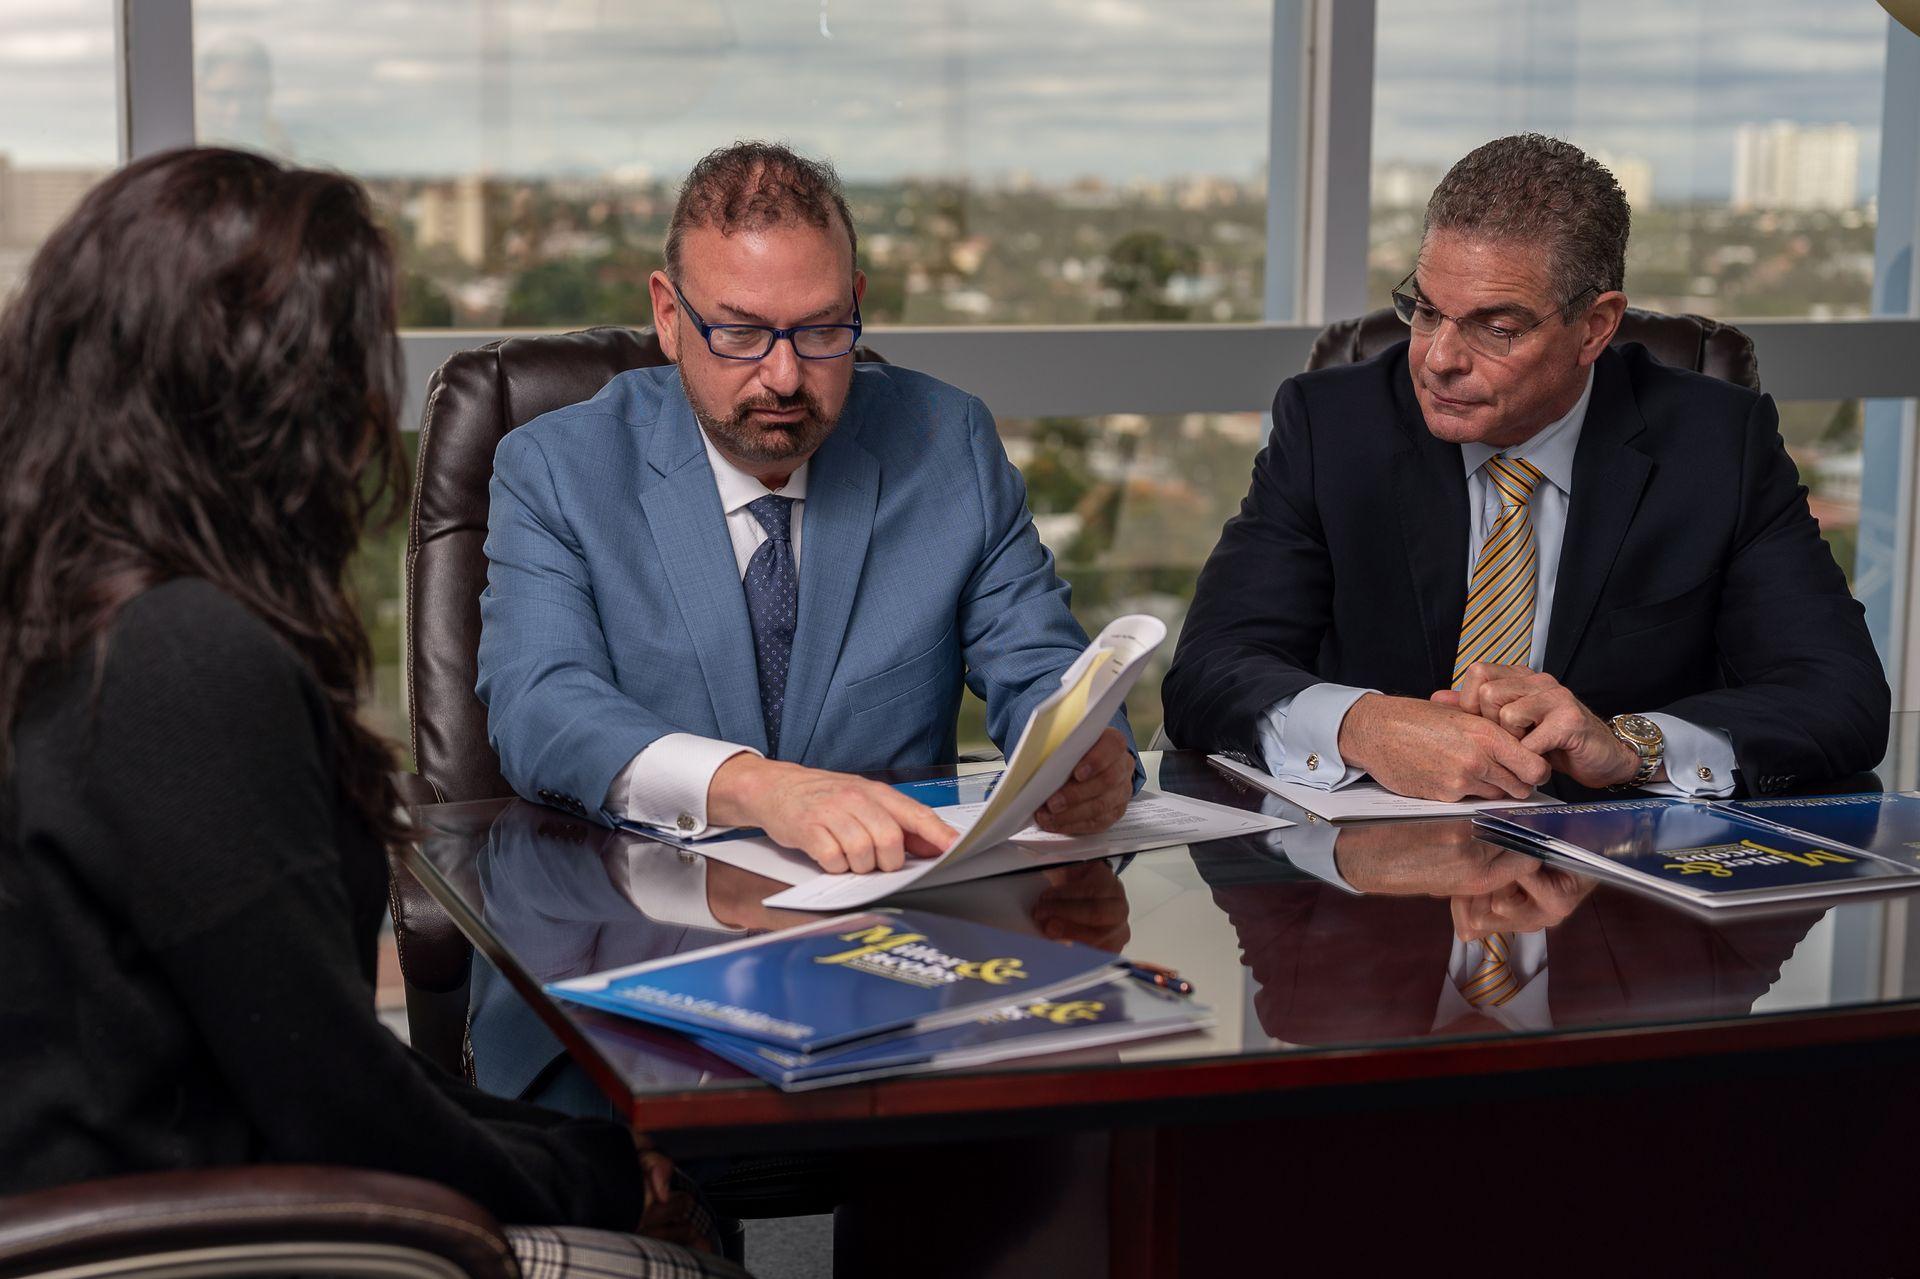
[{"x1": 1123, "y1": 961, "x2": 1194, "y2": 997}]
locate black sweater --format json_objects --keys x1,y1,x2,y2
[{"x1": 1, "y1": 578, "x2": 644, "y2": 1227}]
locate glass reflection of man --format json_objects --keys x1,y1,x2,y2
[
  {"x1": 1192, "y1": 819, "x2": 1821, "y2": 1043},
  {"x1": 197, "y1": 35, "x2": 292, "y2": 156}
]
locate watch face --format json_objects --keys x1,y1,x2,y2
[{"x1": 1613, "y1": 713, "x2": 1662, "y2": 746}]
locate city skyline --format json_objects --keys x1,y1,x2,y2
[{"x1": 0, "y1": 0, "x2": 1896, "y2": 198}]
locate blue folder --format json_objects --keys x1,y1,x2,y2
[
  {"x1": 545, "y1": 906, "x2": 1120, "y2": 1052},
  {"x1": 692, "y1": 976, "x2": 1211, "y2": 1090}
]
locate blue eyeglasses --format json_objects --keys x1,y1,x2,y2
[{"x1": 671, "y1": 282, "x2": 862, "y2": 361}]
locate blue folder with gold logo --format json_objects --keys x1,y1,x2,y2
[
  {"x1": 1723, "y1": 792, "x2": 1920, "y2": 870},
  {"x1": 545, "y1": 908, "x2": 1121, "y2": 1053},
  {"x1": 1476, "y1": 797, "x2": 1920, "y2": 907},
  {"x1": 692, "y1": 976, "x2": 1213, "y2": 1090}
]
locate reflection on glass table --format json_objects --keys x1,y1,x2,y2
[{"x1": 401, "y1": 740, "x2": 1920, "y2": 1151}]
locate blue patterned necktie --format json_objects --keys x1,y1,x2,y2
[{"x1": 743, "y1": 495, "x2": 798, "y2": 754}]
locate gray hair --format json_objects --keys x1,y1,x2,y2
[
  {"x1": 1422, "y1": 133, "x2": 1629, "y2": 319},
  {"x1": 665, "y1": 140, "x2": 857, "y2": 279}
]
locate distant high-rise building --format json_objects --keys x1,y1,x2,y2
[
  {"x1": 1732, "y1": 122, "x2": 1861, "y2": 212},
  {"x1": 1372, "y1": 162, "x2": 1444, "y2": 209},
  {"x1": 1590, "y1": 151, "x2": 1654, "y2": 211},
  {"x1": 0, "y1": 155, "x2": 106, "y2": 248},
  {"x1": 415, "y1": 175, "x2": 491, "y2": 266}
]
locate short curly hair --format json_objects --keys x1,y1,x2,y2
[
  {"x1": 1423, "y1": 133, "x2": 1630, "y2": 318},
  {"x1": 665, "y1": 140, "x2": 857, "y2": 277}
]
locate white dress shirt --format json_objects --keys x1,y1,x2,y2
[
  {"x1": 1256, "y1": 368, "x2": 1737, "y2": 798},
  {"x1": 604, "y1": 432, "x2": 809, "y2": 834}
]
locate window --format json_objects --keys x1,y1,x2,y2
[
  {"x1": 193, "y1": 0, "x2": 1273, "y2": 330},
  {"x1": 1370, "y1": 0, "x2": 1889, "y2": 318},
  {"x1": 954, "y1": 409, "x2": 1263, "y2": 751},
  {"x1": 0, "y1": 1, "x2": 116, "y2": 301}
]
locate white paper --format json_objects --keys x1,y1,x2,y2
[
  {"x1": 713, "y1": 614, "x2": 1159, "y2": 905},
  {"x1": 1208, "y1": 754, "x2": 1560, "y2": 822},
  {"x1": 713, "y1": 788, "x2": 1288, "y2": 910}
]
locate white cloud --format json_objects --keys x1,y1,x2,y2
[{"x1": 0, "y1": 0, "x2": 1897, "y2": 199}]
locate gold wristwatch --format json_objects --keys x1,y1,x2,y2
[{"x1": 1608, "y1": 713, "x2": 1665, "y2": 789}]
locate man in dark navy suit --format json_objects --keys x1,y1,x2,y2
[{"x1": 1165, "y1": 134, "x2": 1888, "y2": 802}]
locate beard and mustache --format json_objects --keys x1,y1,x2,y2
[{"x1": 689, "y1": 385, "x2": 839, "y2": 466}]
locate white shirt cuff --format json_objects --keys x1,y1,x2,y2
[
  {"x1": 615, "y1": 843, "x2": 743, "y2": 931},
  {"x1": 605, "y1": 733, "x2": 761, "y2": 836},
  {"x1": 1276, "y1": 821, "x2": 1356, "y2": 891},
  {"x1": 1256, "y1": 683, "x2": 1378, "y2": 791},
  {"x1": 1638, "y1": 714, "x2": 1737, "y2": 798}
]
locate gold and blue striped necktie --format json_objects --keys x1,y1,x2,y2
[
  {"x1": 1460, "y1": 930, "x2": 1521, "y2": 1007},
  {"x1": 1452, "y1": 455, "x2": 1547, "y2": 688}
]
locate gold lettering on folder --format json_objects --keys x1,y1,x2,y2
[{"x1": 1738, "y1": 839, "x2": 1855, "y2": 868}]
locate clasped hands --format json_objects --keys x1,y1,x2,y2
[
  {"x1": 1337, "y1": 662, "x2": 1646, "y2": 802},
  {"x1": 1334, "y1": 819, "x2": 1598, "y2": 942},
  {"x1": 706, "y1": 726, "x2": 1134, "y2": 874}
]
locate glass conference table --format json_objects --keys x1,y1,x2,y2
[{"x1": 403, "y1": 729, "x2": 1920, "y2": 1274}]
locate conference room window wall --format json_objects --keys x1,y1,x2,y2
[
  {"x1": 6, "y1": 0, "x2": 1918, "y2": 749},
  {"x1": 189, "y1": 0, "x2": 1274, "y2": 330},
  {"x1": 0, "y1": 3, "x2": 115, "y2": 298}
]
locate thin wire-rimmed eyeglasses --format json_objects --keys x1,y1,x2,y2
[
  {"x1": 671, "y1": 282, "x2": 862, "y2": 361},
  {"x1": 1391, "y1": 269, "x2": 1599, "y2": 359}
]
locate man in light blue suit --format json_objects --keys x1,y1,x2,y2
[{"x1": 479, "y1": 141, "x2": 1136, "y2": 876}]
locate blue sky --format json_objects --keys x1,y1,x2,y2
[{"x1": 0, "y1": 0, "x2": 1897, "y2": 199}]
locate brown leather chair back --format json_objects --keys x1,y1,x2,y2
[
  {"x1": 409, "y1": 327, "x2": 669, "y2": 801},
  {"x1": 406, "y1": 325, "x2": 888, "y2": 802},
  {"x1": 1305, "y1": 305, "x2": 1761, "y2": 389}
]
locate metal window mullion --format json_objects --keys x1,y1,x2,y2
[
  {"x1": 1877, "y1": 17, "x2": 1920, "y2": 715},
  {"x1": 116, "y1": 0, "x2": 196, "y2": 163},
  {"x1": 1299, "y1": 0, "x2": 1376, "y2": 324},
  {"x1": 1264, "y1": 1, "x2": 1310, "y2": 323}
]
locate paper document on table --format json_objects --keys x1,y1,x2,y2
[
  {"x1": 746, "y1": 614, "x2": 1165, "y2": 908},
  {"x1": 704, "y1": 788, "x2": 1289, "y2": 909},
  {"x1": 1208, "y1": 754, "x2": 1559, "y2": 822}
]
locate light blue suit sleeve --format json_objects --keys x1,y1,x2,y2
[
  {"x1": 954, "y1": 397, "x2": 1140, "y2": 779},
  {"x1": 1640, "y1": 713, "x2": 1737, "y2": 798},
  {"x1": 1256, "y1": 683, "x2": 1378, "y2": 790},
  {"x1": 477, "y1": 429, "x2": 686, "y2": 821}
]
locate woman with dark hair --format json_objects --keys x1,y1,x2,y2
[{"x1": 0, "y1": 147, "x2": 749, "y2": 1279}]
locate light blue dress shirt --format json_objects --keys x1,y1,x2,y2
[{"x1": 1257, "y1": 369, "x2": 1737, "y2": 797}]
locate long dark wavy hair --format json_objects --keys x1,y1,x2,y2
[{"x1": 0, "y1": 147, "x2": 409, "y2": 849}]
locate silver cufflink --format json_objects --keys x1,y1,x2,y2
[
  {"x1": 1305, "y1": 753, "x2": 1320, "y2": 771},
  {"x1": 676, "y1": 814, "x2": 696, "y2": 832},
  {"x1": 1697, "y1": 766, "x2": 1713, "y2": 782}
]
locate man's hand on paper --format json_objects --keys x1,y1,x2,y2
[
  {"x1": 1337, "y1": 694, "x2": 1550, "y2": 802},
  {"x1": 1434, "y1": 662, "x2": 1645, "y2": 789},
  {"x1": 707, "y1": 756, "x2": 958, "y2": 874},
  {"x1": 1033, "y1": 726, "x2": 1134, "y2": 835}
]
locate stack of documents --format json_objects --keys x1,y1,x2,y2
[
  {"x1": 546, "y1": 908, "x2": 1213, "y2": 1090},
  {"x1": 689, "y1": 616, "x2": 1292, "y2": 909},
  {"x1": 1476, "y1": 792, "x2": 1920, "y2": 910}
]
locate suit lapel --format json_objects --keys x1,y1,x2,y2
[
  {"x1": 1390, "y1": 360, "x2": 1471, "y2": 691},
  {"x1": 1543, "y1": 350, "x2": 1652, "y2": 678},
  {"x1": 637, "y1": 390, "x2": 768, "y2": 753},
  {"x1": 776, "y1": 418, "x2": 879, "y2": 762}
]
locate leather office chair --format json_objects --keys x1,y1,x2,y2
[
  {"x1": 0, "y1": 1167, "x2": 517, "y2": 1279},
  {"x1": 392, "y1": 326, "x2": 888, "y2": 1076},
  {"x1": 1307, "y1": 304, "x2": 1760, "y2": 388},
  {"x1": 1145, "y1": 305, "x2": 1760, "y2": 752}
]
